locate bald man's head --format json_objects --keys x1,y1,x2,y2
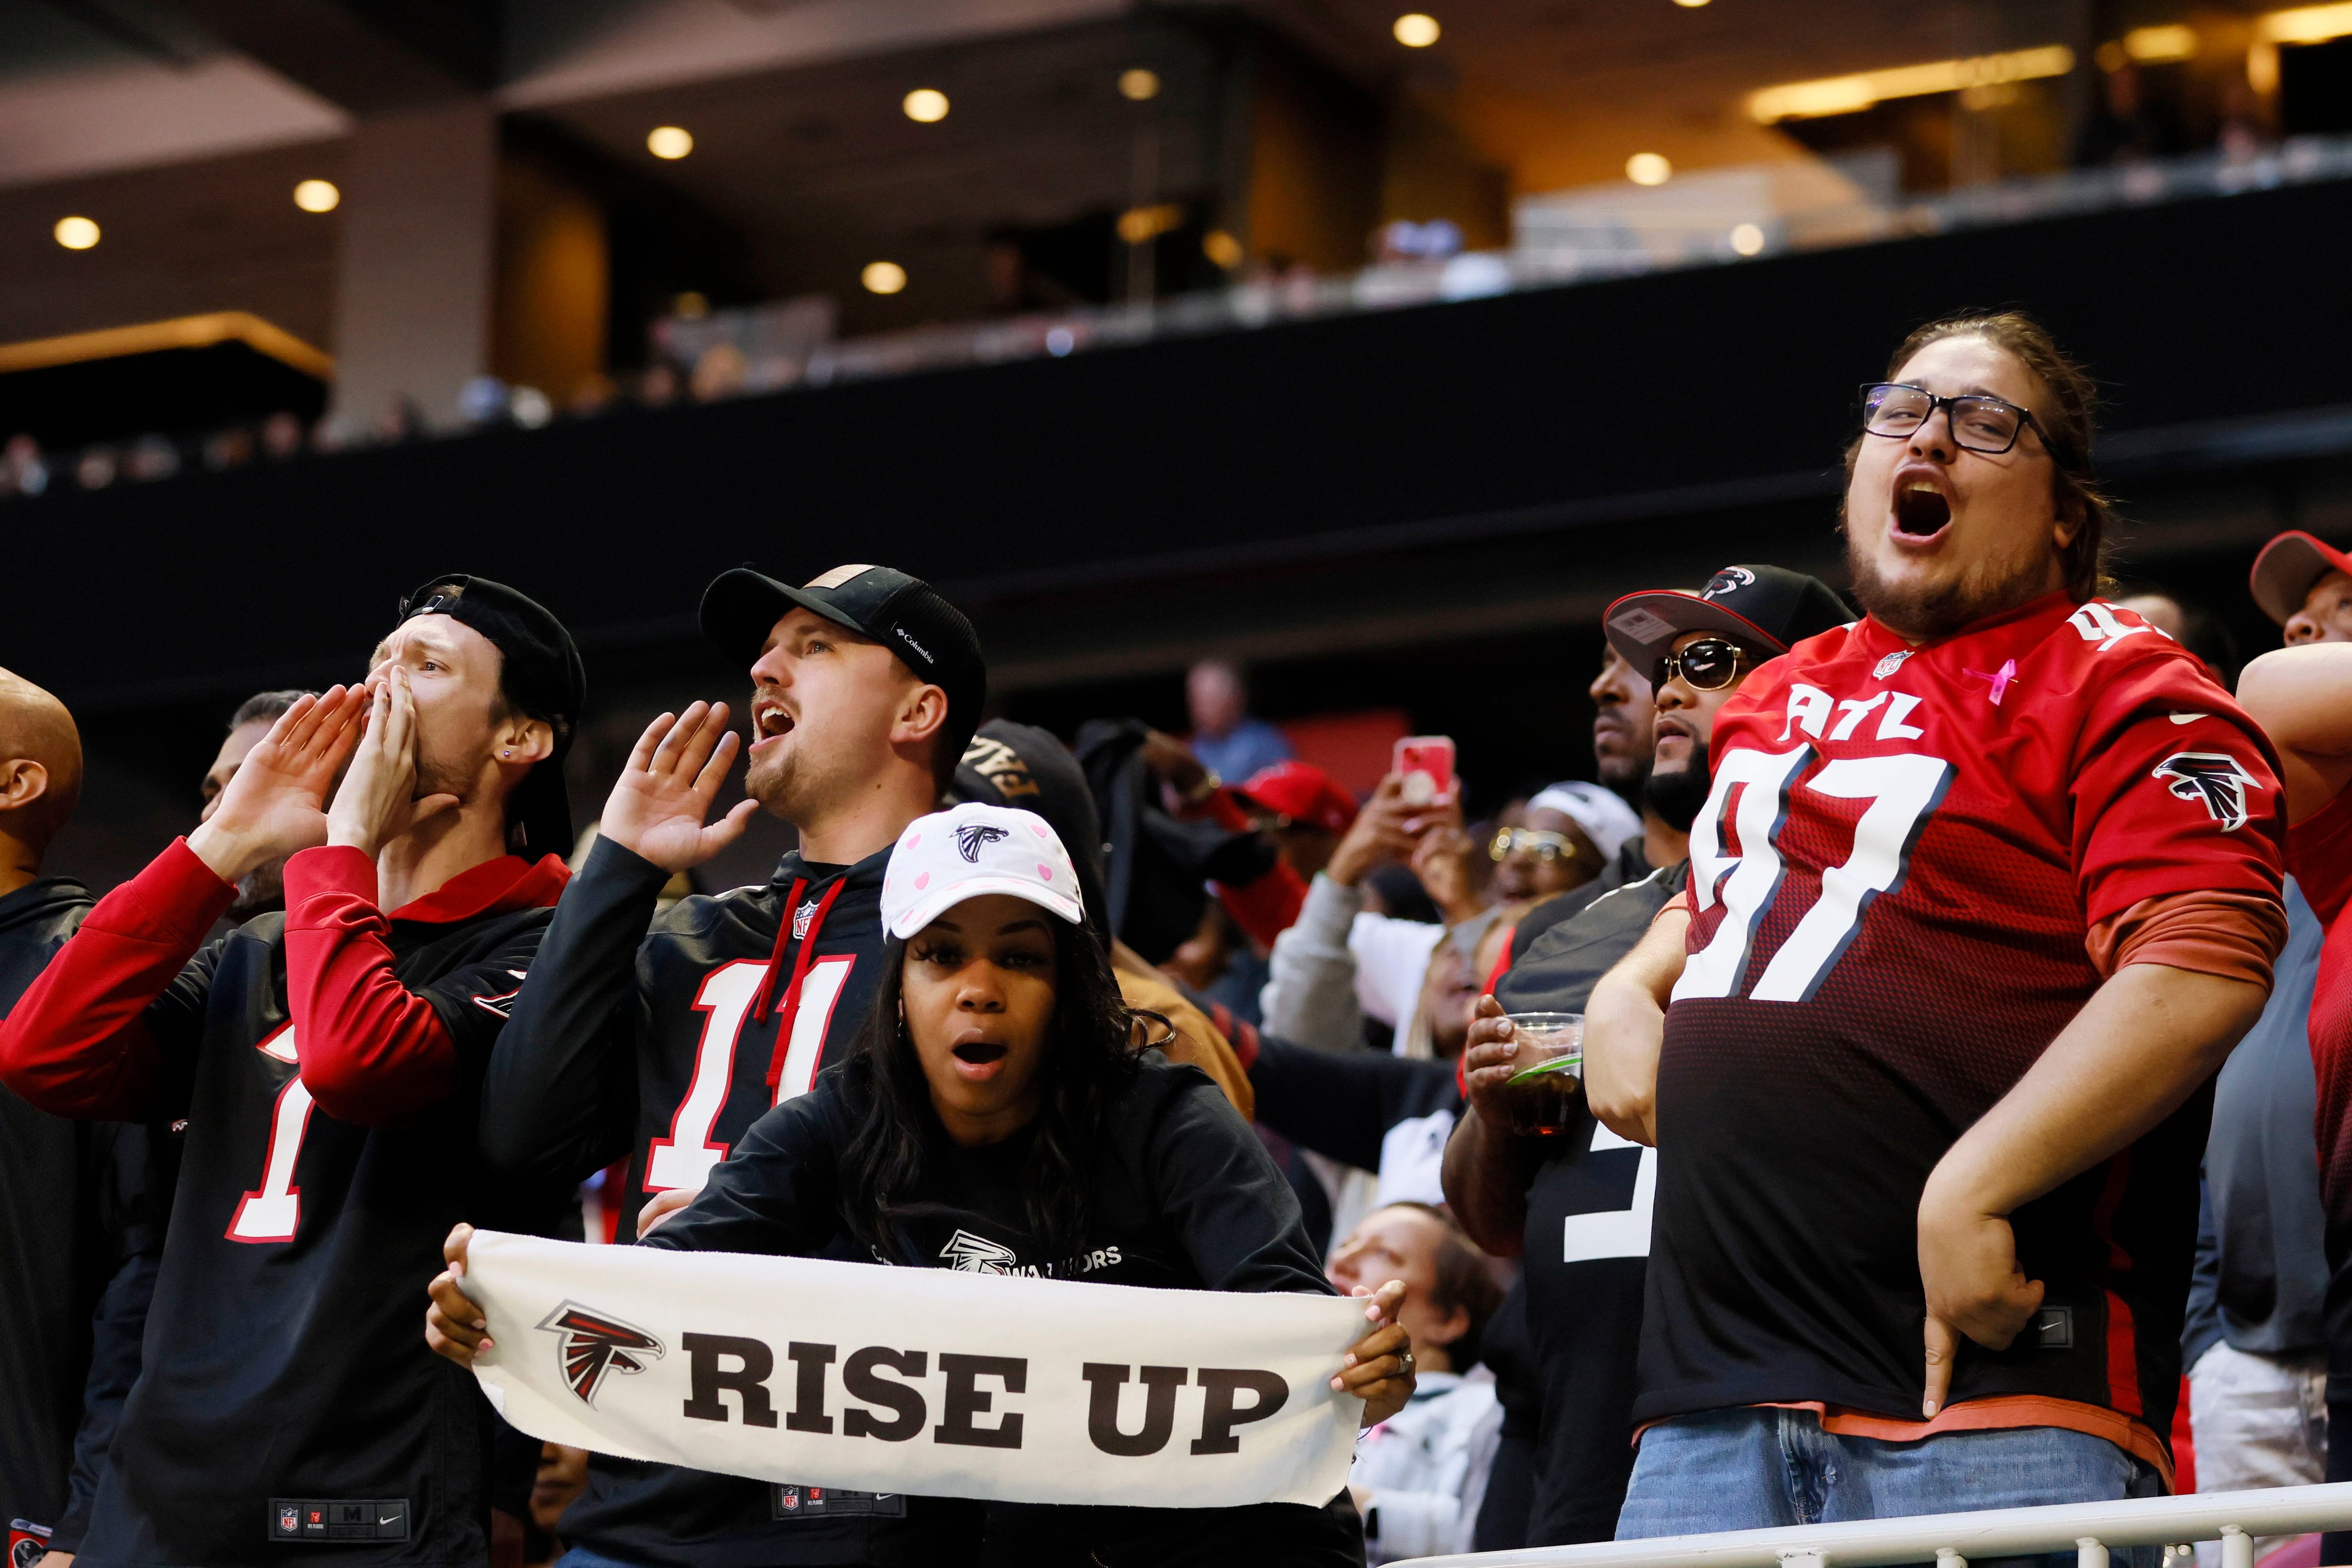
[{"x1": 0, "y1": 668, "x2": 82, "y2": 857}]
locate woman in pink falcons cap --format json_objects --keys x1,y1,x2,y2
[{"x1": 431, "y1": 800, "x2": 1412, "y2": 1565}]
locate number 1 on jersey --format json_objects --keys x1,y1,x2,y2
[
  {"x1": 645, "y1": 955, "x2": 855, "y2": 1193},
  {"x1": 227, "y1": 1024, "x2": 313, "y2": 1244}
]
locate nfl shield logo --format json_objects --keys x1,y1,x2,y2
[
  {"x1": 793, "y1": 901, "x2": 818, "y2": 939},
  {"x1": 779, "y1": 1489, "x2": 800, "y2": 1512},
  {"x1": 279, "y1": 1507, "x2": 299, "y2": 1533}
]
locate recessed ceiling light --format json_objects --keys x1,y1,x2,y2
[
  {"x1": 1674, "y1": 0, "x2": 1709, "y2": 8},
  {"x1": 1627, "y1": 152, "x2": 1673, "y2": 185},
  {"x1": 293, "y1": 179, "x2": 340, "y2": 213},
  {"x1": 53, "y1": 215, "x2": 98, "y2": 249},
  {"x1": 1730, "y1": 223, "x2": 1765, "y2": 255},
  {"x1": 1393, "y1": 13, "x2": 1440, "y2": 47},
  {"x1": 647, "y1": 126, "x2": 693, "y2": 159},
  {"x1": 902, "y1": 88, "x2": 949, "y2": 123},
  {"x1": 1119, "y1": 68, "x2": 1161, "y2": 101},
  {"x1": 863, "y1": 260, "x2": 908, "y2": 294}
]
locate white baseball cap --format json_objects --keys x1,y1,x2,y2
[
  {"x1": 880, "y1": 802, "x2": 1087, "y2": 939},
  {"x1": 1526, "y1": 781, "x2": 1644, "y2": 863}
]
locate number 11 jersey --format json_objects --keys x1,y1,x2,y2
[{"x1": 1643, "y1": 591, "x2": 2285, "y2": 1474}]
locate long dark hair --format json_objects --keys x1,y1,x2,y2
[{"x1": 836, "y1": 912, "x2": 1146, "y2": 1268}]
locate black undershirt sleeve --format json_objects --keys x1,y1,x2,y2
[
  {"x1": 1248, "y1": 1034, "x2": 1461, "y2": 1171},
  {"x1": 477, "y1": 836, "x2": 667, "y2": 1186}
]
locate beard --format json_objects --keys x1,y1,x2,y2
[
  {"x1": 1844, "y1": 522, "x2": 2058, "y2": 644},
  {"x1": 226, "y1": 857, "x2": 287, "y2": 923},
  {"x1": 1644, "y1": 741, "x2": 1713, "y2": 834},
  {"x1": 414, "y1": 728, "x2": 489, "y2": 807}
]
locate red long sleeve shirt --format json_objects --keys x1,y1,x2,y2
[
  {"x1": 0, "y1": 837, "x2": 565, "y2": 1126},
  {"x1": 1201, "y1": 788, "x2": 1309, "y2": 947}
]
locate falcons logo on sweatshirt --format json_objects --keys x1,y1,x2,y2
[
  {"x1": 2152, "y1": 751, "x2": 2261, "y2": 834},
  {"x1": 938, "y1": 1229, "x2": 1021, "y2": 1274},
  {"x1": 539, "y1": 1302, "x2": 664, "y2": 1405}
]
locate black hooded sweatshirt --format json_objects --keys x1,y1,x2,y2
[
  {"x1": 480, "y1": 835, "x2": 972, "y2": 1566},
  {"x1": 0, "y1": 878, "x2": 165, "y2": 1547}
]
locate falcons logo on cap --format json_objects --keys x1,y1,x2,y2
[
  {"x1": 1701, "y1": 567, "x2": 1755, "y2": 601},
  {"x1": 538, "y1": 1302, "x2": 664, "y2": 1405},
  {"x1": 939, "y1": 1229, "x2": 1021, "y2": 1274},
  {"x1": 2153, "y1": 752, "x2": 2261, "y2": 833},
  {"x1": 954, "y1": 824, "x2": 1010, "y2": 862}
]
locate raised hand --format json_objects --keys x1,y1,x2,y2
[
  {"x1": 600, "y1": 703, "x2": 761, "y2": 874},
  {"x1": 328, "y1": 668, "x2": 460, "y2": 857},
  {"x1": 188, "y1": 686, "x2": 367, "y2": 883}
]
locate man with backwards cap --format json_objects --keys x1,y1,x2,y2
[
  {"x1": 476, "y1": 564, "x2": 987, "y2": 1567},
  {"x1": 0, "y1": 575, "x2": 582, "y2": 1568}
]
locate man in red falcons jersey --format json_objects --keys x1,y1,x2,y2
[
  {"x1": 0, "y1": 575, "x2": 582, "y2": 1568},
  {"x1": 1582, "y1": 312, "x2": 2288, "y2": 1538},
  {"x1": 469, "y1": 564, "x2": 987, "y2": 1568}
]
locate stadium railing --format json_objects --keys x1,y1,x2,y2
[{"x1": 1396, "y1": 1481, "x2": 2352, "y2": 1568}]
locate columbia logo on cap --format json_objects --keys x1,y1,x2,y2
[{"x1": 894, "y1": 626, "x2": 934, "y2": 662}]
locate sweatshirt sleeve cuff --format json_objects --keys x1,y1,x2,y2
[
  {"x1": 284, "y1": 845, "x2": 380, "y2": 918},
  {"x1": 111, "y1": 837, "x2": 238, "y2": 940},
  {"x1": 584, "y1": 832, "x2": 676, "y2": 892}
]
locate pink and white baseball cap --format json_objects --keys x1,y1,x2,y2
[{"x1": 880, "y1": 801, "x2": 1086, "y2": 939}]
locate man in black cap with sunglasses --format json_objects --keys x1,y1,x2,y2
[
  {"x1": 1443, "y1": 564, "x2": 1850, "y2": 1546},
  {"x1": 0, "y1": 575, "x2": 581, "y2": 1568},
  {"x1": 471, "y1": 563, "x2": 986, "y2": 1568}
]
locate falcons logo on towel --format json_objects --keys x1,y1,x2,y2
[
  {"x1": 538, "y1": 1302, "x2": 664, "y2": 1405},
  {"x1": 955, "y1": 824, "x2": 1010, "y2": 862},
  {"x1": 938, "y1": 1229, "x2": 1021, "y2": 1274},
  {"x1": 2152, "y1": 751, "x2": 2261, "y2": 833}
]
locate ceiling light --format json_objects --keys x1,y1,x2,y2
[
  {"x1": 1674, "y1": 0, "x2": 1710, "y2": 7},
  {"x1": 293, "y1": 179, "x2": 339, "y2": 213},
  {"x1": 647, "y1": 126, "x2": 693, "y2": 159},
  {"x1": 1202, "y1": 229, "x2": 1243, "y2": 268},
  {"x1": 862, "y1": 260, "x2": 907, "y2": 294},
  {"x1": 1747, "y1": 43, "x2": 2074, "y2": 122},
  {"x1": 2123, "y1": 24, "x2": 2197, "y2": 62},
  {"x1": 53, "y1": 216, "x2": 98, "y2": 250},
  {"x1": 1626, "y1": 152, "x2": 1673, "y2": 185},
  {"x1": 1119, "y1": 68, "x2": 1161, "y2": 101},
  {"x1": 902, "y1": 88, "x2": 949, "y2": 123},
  {"x1": 1730, "y1": 223, "x2": 1765, "y2": 255},
  {"x1": 1393, "y1": 13, "x2": 1440, "y2": 47},
  {"x1": 2261, "y1": 2, "x2": 2352, "y2": 43}
]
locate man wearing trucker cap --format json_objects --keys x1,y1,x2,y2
[{"x1": 478, "y1": 564, "x2": 987, "y2": 1567}]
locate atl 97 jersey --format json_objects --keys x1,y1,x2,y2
[{"x1": 1638, "y1": 592, "x2": 2285, "y2": 1447}]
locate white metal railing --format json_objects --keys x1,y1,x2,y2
[{"x1": 1396, "y1": 1481, "x2": 2352, "y2": 1568}]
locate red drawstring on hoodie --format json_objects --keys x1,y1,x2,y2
[{"x1": 755, "y1": 876, "x2": 847, "y2": 1089}]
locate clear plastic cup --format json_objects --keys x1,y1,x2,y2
[{"x1": 1502, "y1": 1012, "x2": 1584, "y2": 1138}]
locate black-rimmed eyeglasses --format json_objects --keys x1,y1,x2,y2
[
  {"x1": 1860, "y1": 382, "x2": 2050, "y2": 456},
  {"x1": 1652, "y1": 637, "x2": 1749, "y2": 692}
]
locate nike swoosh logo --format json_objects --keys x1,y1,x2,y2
[{"x1": 379, "y1": 1516, "x2": 399, "y2": 1525}]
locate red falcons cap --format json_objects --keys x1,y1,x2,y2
[
  {"x1": 2249, "y1": 530, "x2": 2352, "y2": 625},
  {"x1": 1237, "y1": 761, "x2": 1357, "y2": 834}
]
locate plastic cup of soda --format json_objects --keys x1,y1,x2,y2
[{"x1": 1502, "y1": 1012, "x2": 1584, "y2": 1138}]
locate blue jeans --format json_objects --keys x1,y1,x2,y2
[{"x1": 1617, "y1": 1408, "x2": 2163, "y2": 1566}]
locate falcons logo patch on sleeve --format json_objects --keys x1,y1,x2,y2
[
  {"x1": 2152, "y1": 751, "x2": 2261, "y2": 833},
  {"x1": 538, "y1": 1302, "x2": 664, "y2": 1405},
  {"x1": 954, "y1": 824, "x2": 1010, "y2": 862}
]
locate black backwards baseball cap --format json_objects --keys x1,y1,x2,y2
[
  {"x1": 2249, "y1": 530, "x2": 2352, "y2": 625},
  {"x1": 396, "y1": 574, "x2": 586, "y2": 859},
  {"x1": 1603, "y1": 564, "x2": 1853, "y2": 682},
  {"x1": 948, "y1": 718, "x2": 1112, "y2": 942},
  {"x1": 699, "y1": 564, "x2": 987, "y2": 771}
]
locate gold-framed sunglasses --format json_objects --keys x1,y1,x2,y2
[
  {"x1": 1489, "y1": 827, "x2": 1579, "y2": 864},
  {"x1": 1651, "y1": 637, "x2": 1750, "y2": 692}
]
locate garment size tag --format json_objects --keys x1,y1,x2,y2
[
  {"x1": 10, "y1": 1517, "x2": 53, "y2": 1568},
  {"x1": 268, "y1": 1499, "x2": 410, "y2": 1544},
  {"x1": 771, "y1": 1485, "x2": 906, "y2": 1520}
]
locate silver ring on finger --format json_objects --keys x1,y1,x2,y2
[{"x1": 1399, "y1": 1349, "x2": 1415, "y2": 1376}]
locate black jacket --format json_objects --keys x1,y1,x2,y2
[{"x1": 0, "y1": 877, "x2": 161, "y2": 1544}]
